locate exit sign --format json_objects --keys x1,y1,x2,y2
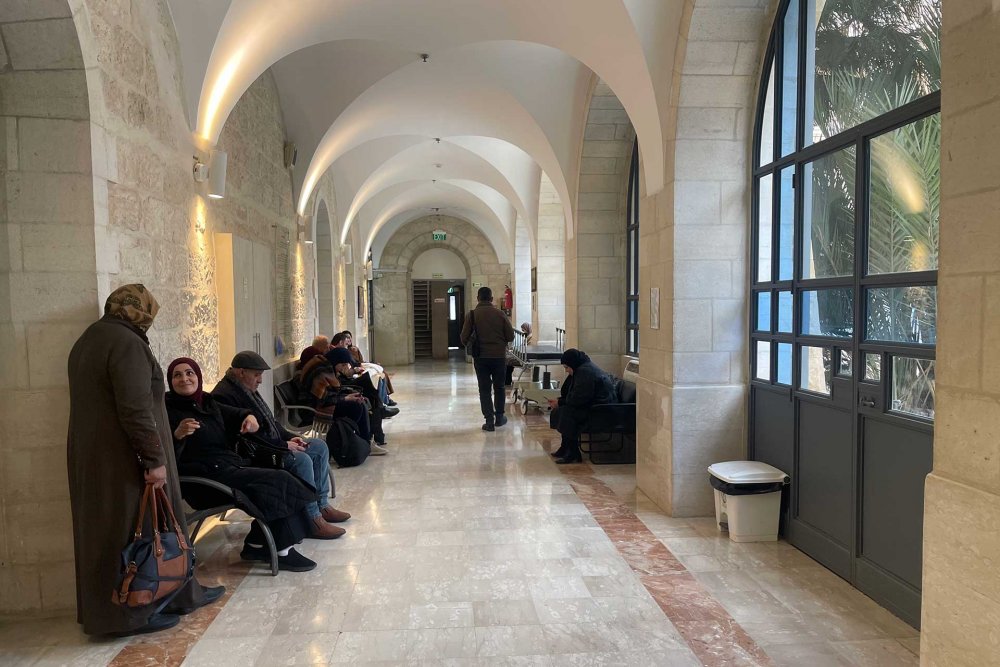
[{"x1": 432, "y1": 230, "x2": 446, "y2": 241}]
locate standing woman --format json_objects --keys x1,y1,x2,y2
[{"x1": 67, "y1": 285, "x2": 223, "y2": 636}]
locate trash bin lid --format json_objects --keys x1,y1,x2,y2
[{"x1": 708, "y1": 460, "x2": 788, "y2": 485}]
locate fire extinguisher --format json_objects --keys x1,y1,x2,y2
[{"x1": 503, "y1": 285, "x2": 513, "y2": 312}]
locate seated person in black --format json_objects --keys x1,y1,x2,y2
[
  {"x1": 293, "y1": 346, "x2": 384, "y2": 455},
  {"x1": 546, "y1": 348, "x2": 615, "y2": 464},
  {"x1": 326, "y1": 346, "x2": 391, "y2": 447},
  {"x1": 165, "y1": 357, "x2": 317, "y2": 572},
  {"x1": 330, "y1": 333, "x2": 398, "y2": 419}
]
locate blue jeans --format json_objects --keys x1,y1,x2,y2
[
  {"x1": 378, "y1": 378, "x2": 389, "y2": 404},
  {"x1": 287, "y1": 438, "x2": 332, "y2": 518}
]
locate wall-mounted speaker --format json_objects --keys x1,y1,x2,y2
[{"x1": 284, "y1": 142, "x2": 297, "y2": 169}]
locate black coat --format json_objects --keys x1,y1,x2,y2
[
  {"x1": 212, "y1": 375, "x2": 295, "y2": 444},
  {"x1": 561, "y1": 360, "x2": 615, "y2": 409},
  {"x1": 165, "y1": 392, "x2": 316, "y2": 522}
]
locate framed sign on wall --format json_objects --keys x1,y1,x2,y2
[{"x1": 357, "y1": 284, "x2": 365, "y2": 319}]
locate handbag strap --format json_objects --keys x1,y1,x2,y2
[
  {"x1": 132, "y1": 483, "x2": 154, "y2": 540},
  {"x1": 155, "y1": 486, "x2": 191, "y2": 552}
]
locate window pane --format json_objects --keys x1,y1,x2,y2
[
  {"x1": 803, "y1": 146, "x2": 855, "y2": 279},
  {"x1": 839, "y1": 349, "x2": 853, "y2": 376},
  {"x1": 866, "y1": 285, "x2": 936, "y2": 344},
  {"x1": 756, "y1": 292, "x2": 772, "y2": 332},
  {"x1": 777, "y1": 343, "x2": 793, "y2": 385},
  {"x1": 864, "y1": 352, "x2": 882, "y2": 382},
  {"x1": 628, "y1": 300, "x2": 639, "y2": 325},
  {"x1": 757, "y1": 174, "x2": 774, "y2": 282},
  {"x1": 891, "y1": 356, "x2": 935, "y2": 419},
  {"x1": 868, "y1": 114, "x2": 940, "y2": 274},
  {"x1": 758, "y1": 62, "x2": 775, "y2": 167},
  {"x1": 756, "y1": 341, "x2": 771, "y2": 381},
  {"x1": 801, "y1": 288, "x2": 853, "y2": 338},
  {"x1": 809, "y1": 0, "x2": 941, "y2": 146},
  {"x1": 780, "y1": 0, "x2": 799, "y2": 156},
  {"x1": 778, "y1": 166, "x2": 795, "y2": 281},
  {"x1": 777, "y1": 290, "x2": 793, "y2": 333},
  {"x1": 800, "y1": 345, "x2": 832, "y2": 395}
]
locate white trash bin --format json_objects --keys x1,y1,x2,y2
[{"x1": 707, "y1": 461, "x2": 788, "y2": 543}]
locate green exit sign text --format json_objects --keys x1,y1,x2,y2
[{"x1": 432, "y1": 230, "x2": 446, "y2": 241}]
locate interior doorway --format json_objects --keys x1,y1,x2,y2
[{"x1": 413, "y1": 280, "x2": 466, "y2": 360}]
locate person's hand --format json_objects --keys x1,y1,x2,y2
[
  {"x1": 287, "y1": 437, "x2": 308, "y2": 452},
  {"x1": 240, "y1": 415, "x2": 259, "y2": 433},
  {"x1": 346, "y1": 393, "x2": 365, "y2": 402},
  {"x1": 173, "y1": 418, "x2": 200, "y2": 440},
  {"x1": 144, "y1": 465, "x2": 167, "y2": 490},
  {"x1": 547, "y1": 398, "x2": 559, "y2": 408}
]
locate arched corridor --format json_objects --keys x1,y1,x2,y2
[
  {"x1": 0, "y1": 0, "x2": 994, "y2": 663},
  {"x1": 0, "y1": 361, "x2": 919, "y2": 664}
]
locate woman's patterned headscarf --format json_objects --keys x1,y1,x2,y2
[{"x1": 104, "y1": 284, "x2": 159, "y2": 332}]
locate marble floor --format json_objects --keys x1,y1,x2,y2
[{"x1": 0, "y1": 359, "x2": 920, "y2": 666}]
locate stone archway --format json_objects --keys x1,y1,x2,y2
[
  {"x1": 0, "y1": 0, "x2": 99, "y2": 615},
  {"x1": 372, "y1": 215, "x2": 510, "y2": 365},
  {"x1": 314, "y1": 198, "x2": 337, "y2": 335},
  {"x1": 566, "y1": 78, "x2": 636, "y2": 372}
]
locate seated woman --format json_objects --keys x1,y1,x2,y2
[
  {"x1": 293, "y1": 346, "x2": 385, "y2": 455},
  {"x1": 165, "y1": 357, "x2": 318, "y2": 572},
  {"x1": 342, "y1": 331, "x2": 396, "y2": 407},
  {"x1": 546, "y1": 348, "x2": 616, "y2": 464}
]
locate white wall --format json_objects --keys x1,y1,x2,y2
[{"x1": 411, "y1": 247, "x2": 468, "y2": 280}]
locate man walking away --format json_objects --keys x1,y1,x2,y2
[{"x1": 461, "y1": 286, "x2": 515, "y2": 431}]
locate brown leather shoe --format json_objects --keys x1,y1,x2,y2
[
  {"x1": 310, "y1": 516, "x2": 346, "y2": 539},
  {"x1": 321, "y1": 505, "x2": 351, "y2": 523}
]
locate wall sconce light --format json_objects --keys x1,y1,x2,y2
[{"x1": 193, "y1": 149, "x2": 228, "y2": 199}]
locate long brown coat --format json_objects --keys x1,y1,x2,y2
[{"x1": 67, "y1": 316, "x2": 202, "y2": 635}]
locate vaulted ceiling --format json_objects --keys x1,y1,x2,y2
[{"x1": 165, "y1": 0, "x2": 682, "y2": 263}]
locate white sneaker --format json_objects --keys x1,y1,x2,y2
[{"x1": 370, "y1": 443, "x2": 388, "y2": 456}]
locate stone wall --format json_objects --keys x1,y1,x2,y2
[
  {"x1": 920, "y1": 1, "x2": 1000, "y2": 662},
  {"x1": 567, "y1": 80, "x2": 633, "y2": 372},
  {"x1": 514, "y1": 215, "x2": 532, "y2": 328},
  {"x1": 536, "y1": 173, "x2": 565, "y2": 344},
  {"x1": 0, "y1": 1, "x2": 96, "y2": 613},
  {"x1": 373, "y1": 215, "x2": 510, "y2": 366},
  {"x1": 0, "y1": 0, "x2": 315, "y2": 615},
  {"x1": 636, "y1": 0, "x2": 769, "y2": 516}
]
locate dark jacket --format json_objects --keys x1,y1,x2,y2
[
  {"x1": 67, "y1": 316, "x2": 202, "y2": 635},
  {"x1": 165, "y1": 392, "x2": 315, "y2": 523},
  {"x1": 460, "y1": 302, "x2": 515, "y2": 358},
  {"x1": 212, "y1": 374, "x2": 295, "y2": 445},
  {"x1": 561, "y1": 361, "x2": 616, "y2": 410}
]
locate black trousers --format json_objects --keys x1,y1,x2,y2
[
  {"x1": 474, "y1": 357, "x2": 507, "y2": 422},
  {"x1": 551, "y1": 406, "x2": 584, "y2": 458}
]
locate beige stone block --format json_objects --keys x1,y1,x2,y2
[
  {"x1": 921, "y1": 474, "x2": 1000, "y2": 665},
  {"x1": 679, "y1": 75, "x2": 754, "y2": 109},
  {"x1": 940, "y1": 189, "x2": 1000, "y2": 276},
  {"x1": 577, "y1": 278, "x2": 611, "y2": 305},
  {"x1": 577, "y1": 210, "x2": 619, "y2": 234},
  {"x1": 27, "y1": 321, "x2": 88, "y2": 388},
  {"x1": 6, "y1": 499, "x2": 74, "y2": 563},
  {"x1": 672, "y1": 384, "x2": 745, "y2": 432},
  {"x1": 671, "y1": 472, "x2": 717, "y2": 517},
  {"x1": 674, "y1": 299, "x2": 713, "y2": 351},
  {"x1": 674, "y1": 352, "x2": 732, "y2": 384},
  {"x1": 733, "y1": 41, "x2": 762, "y2": 76},
  {"x1": 39, "y1": 559, "x2": 76, "y2": 611},
  {"x1": 20, "y1": 223, "x2": 96, "y2": 271},
  {"x1": 983, "y1": 276, "x2": 1000, "y2": 386},
  {"x1": 675, "y1": 260, "x2": 733, "y2": 299},
  {"x1": 577, "y1": 233, "x2": 615, "y2": 258},
  {"x1": 936, "y1": 276, "x2": 983, "y2": 391},
  {"x1": 2, "y1": 19, "x2": 83, "y2": 70},
  {"x1": 941, "y1": 99, "x2": 1000, "y2": 198},
  {"x1": 579, "y1": 157, "x2": 619, "y2": 175},
  {"x1": 0, "y1": 564, "x2": 42, "y2": 612},
  {"x1": 578, "y1": 174, "x2": 622, "y2": 194},
  {"x1": 0, "y1": 70, "x2": 89, "y2": 119},
  {"x1": 719, "y1": 180, "x2": 748, "y2": 226},
  {"x1": 689, "y1": 7, "x2": 766, "y2": 42},
  {"x1": 677, "y1": 107, "x2": 737, "y2": 140},
  {"x1": 578, "y1": 192, "x2": 620, "y2": 212},
  {"x1": 0, "y1": 0, "x2": 72, "y2": 20},
  {"x1": 676, "y1": 140, "x2": 747, "y2": 181},
  {"x1": 583, "y1": 124, "x2": 616, "y2": 141},
  {"x1": 6, "y1": 171, "x2": 94, "y2": 224},
  {"x1": 581, "y1": 140, "x2": 632, "y2": 158},
  {"x1": 9, "y1": 272, "x2": 97, "y2": 323},
  {"x1": 674, "y1": 224, "x2": 745, "y2": 261},
  {"x1": 941, "y1": 11, "x2": 1000, "y2": 116},
  {"x1": 683, "y1": 41, "x2": 739, "y2": 75},
  {"x1": 589, "y1": 95, "x2": 625, "y2": 111},
  {"x1": 935, "y1": 389, "x2": 1000, "y2": 494},
  {"x1": 712, "y1": 298, "x2": 745, "y2": 352},
  {"x1": 586, "y1": 109, "x2": 631, "y2": 125},
  {"x1": 2, "y1": 442, "x2": 70, "y2": 505}
]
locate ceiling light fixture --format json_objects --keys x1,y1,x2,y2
[{"x1": 420, "y1": 53, "x2": 429, "y2": 63}]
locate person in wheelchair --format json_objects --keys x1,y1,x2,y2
[
  {"x1": 165, "y1": 357, "x2": 319, "y2": 572},
  {"x1": 546, "y1": 348, "x2": 615, "y2": 464},
  {"x1": 294, "y1": 346, "x2": 385, "y2": 456}
]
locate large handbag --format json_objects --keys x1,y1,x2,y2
[
  {"x1": 465, "y1": 310, "x2": 481, "y2": 358},
  {"x1": 113, "y1": 483, "x2": 194, "y2": 608},
  {"x1": 235, "y1": 432, "x2": 288, "y2": 469}
]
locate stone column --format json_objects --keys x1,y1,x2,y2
[
  {"x1": 535, "y1": 172, "x2": 565, "y2": 344},
  {"x1": 920, "y1": 3, "x2": 1000, "y2": 662}
]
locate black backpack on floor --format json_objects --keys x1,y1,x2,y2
[{"x1": 327, "y1": 417, "x2": 371, "y2": 467}]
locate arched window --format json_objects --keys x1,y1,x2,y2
[
  {"x1": 625, "y1": 139, "x2": 639, "y2": 356},
  {"x1": 749, "y1": 0, "x2": 940, "y2": 627}
]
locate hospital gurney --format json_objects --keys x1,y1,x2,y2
[{"x1": 510, "y1": 328, "x2": 565, "y2": 414}]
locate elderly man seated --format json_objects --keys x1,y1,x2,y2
[{"x1": 212, "y1": 351, "x2": 350, "y2": 539}]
